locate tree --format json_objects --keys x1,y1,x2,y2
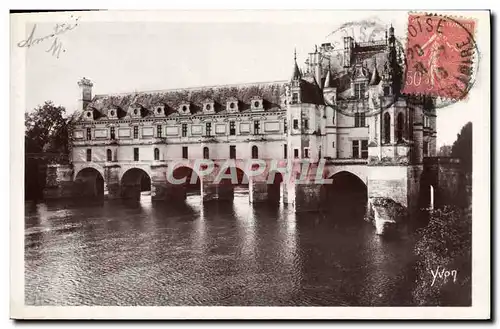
[
  {"x1": 451, "y1": 122, "x2": 472, "y2": 173},
  {"x1": 25, "y1": 101, "x2": 70, "y2": 154},
  {"x1": 437, "y1": 144, "x2": 452, "y2": 157}
]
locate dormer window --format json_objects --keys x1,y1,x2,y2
[
  {"x1": 84, "y1": 109, "x2": 95, "y2": 121},
  {"x1": 226, "y1": 97, "x2": 239, "y2": 113},
  {"x1": 179, "y1": 103, "x2": 191, "y2": 115},
  {"x1": 129, "y1": 104, "x2": 143, "y2": 118},
  {"x1": 354, "y1": 82, "x2": 367, "y2": 99},
  {"x1": 203, "y1": 100, "x2": 215, "y2": 114},
  {"x1": 154, "y1": 104, "x2": 165, "y2": 117},
  {"x1": 107, "y1": 106, "x2": 119, "y2": 120},
  {"x1": 250, "y1": 96, "x2": 264, "y2": 111}
]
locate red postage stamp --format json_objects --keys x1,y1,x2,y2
[{"x1": 403, "y1": 13, "x2": 477, "y2": 100}]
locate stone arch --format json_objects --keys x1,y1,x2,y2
[
  {"x1": 171, "y1": 165, "x2": 201, "y2": 190},
  {"x1": 119, "y1": 165, "x2": 152, "y2": 183},
  {"x1": 74, "y1": 167, "x2": 105, "y2": 198},
  {"x1": 321, "y1": 170, "x2": 367, "y2": 218},
  {"x1": 120, "y1": 167, "x2": 152, "y2": 200},
  {"x1": 74, "y1": 163, "x2": 105, "y2": 181},
  {"x1": 324, "y1": 165, "x2": 368, "y2": 185}
]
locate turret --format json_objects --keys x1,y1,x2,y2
[{"x1": 290, "y1": 49, "x2": 302, "y2": 104}]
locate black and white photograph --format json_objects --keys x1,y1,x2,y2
[{"x1": 10, "y1": 9, "x2": 491, "y2": 320}]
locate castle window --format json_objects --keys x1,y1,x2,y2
[
  {"x1": 206, "y1": 104, "x2": 211, "y2": 111},
  {"x1": 182, "y1": 146, "x2": 188, "y2": 159},
  {"x1": 254, "y1": 101, "x2": 260, "y2": 108},
  {"x1": 352, "y1": 140, "x2": 359, "y2": 158},
  {"x1": 229, "y1": 145, "x2": 236, "y2": 159},
  {"x1": 397, "y1": 112, "x2": 404, "y2": 142},
  {"x1": 133, "y1": 109, "x2": 138, "y2": 115},
  {"x1": 157, "y1": 108, "x2": 162, "y2": 114},
  {"x1": 294, "y1": 149, "x2": 299, "y2": 159},
  {"x1": 133, "y1": 126, "x2": 139, "y2": 139},
  {"x1": 110, "y1": 127, "x2": 115, "y2": 140},
  {"x1": 304, "y1": 119, "x2": 309, "y2": 130},
  {"x1": 157, "y1": 125, "x2": 162, "y2": 138},
  {"x1": 86, "y1": 128, "x2": 91, "y2": 140},
  {"x1": 361, "y1": 140, "x2": 368, "y2": 159},
  {"x1": 354, "y1": 83, "x2": 366, "y2": 99},
  {"x1": 304, "y1": 148, "x2": 309, "y2": 158},
  {"x1": 230, "y1": 102, "x2": 235, "y2": 109},
  {"x1": 384, "y1": 112, "x2": 391, "y2": 144},
  {"x1": 251, "y1": 146, "x2": 259, "y2": 159},
  {"x1": 134, "y1": 148, "x2": 139, "y2": 161},
  {"x1": 384, "y1": 86, "x2": 390, "y2": 96},
  {"x1": 355, "y1": 112, "x2": 366, "y2": 127},
  {"x1": 332, "y1": 141, "x2": 335, "y2": 148},
  {"x1": 292, "y1": 93, "x2": 299, "y2": 104},
  {"x1": 106, "y1": 149, "x2": 112, "y2": 162},
  {"x1": 110, "y1": 110, "x2": 115, "y2": 117},
  {"x1": 229, "y1": 121, "x2": 236, "y2": 136},
  {"x1": 254, "y1": 120, "x2": 261, "y2": 135},
  {"x1": 293, "y1": 119, "x2": 299, "y2": 130},
  {"x1": 423, "y1": 141, "x2": 429, "y2": 156},
  {"x1": 154, "y1": 148, "x2": 159, "y2": 161},
  {"x1": 206, "y1": 122, "x2": 212, "y2": 136},
  {"x1": 86, "y1": 149, "x2": 92, "y2": 162},
  {"x1": 284, "y1": 144, "x2": 287, "y2": 159},
  {"x1": 182, "y1": 124, "x2": 188, "y2": 137},
  {"x1": 203, "y1": 147, "x2": 209, "y2": 159},
  {"x1": 284, "y1": 119, "x2": 287, "y2": 133}
]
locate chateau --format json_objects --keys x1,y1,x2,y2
[{"x1": 47, "y1": 25, "x2": 466, "y2": 227}]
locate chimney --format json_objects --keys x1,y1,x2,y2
[
  {"x1": 77, "y1": 77, "x2": 93, "y2": 110},
  {"x1": 313, "y1": 48, "x2": 322, "y2": 87}
]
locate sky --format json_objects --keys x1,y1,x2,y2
[{"x1": 19, "y1": 10, "x2": 479, "y2": 147}]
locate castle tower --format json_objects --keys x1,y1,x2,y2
[
  {"x1": 78, "y1": 77, "x2": 93, "y2": 111},
  {"x1": 323, "y1": 61, "x2": 338, "y2": 159}
]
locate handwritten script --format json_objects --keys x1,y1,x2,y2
[
  {"x1": 17, "y1": 15, "x2": 80, "y2": 58},
  {"x1": 430, "y1": 266, "x2": 458, "y2": 286}
]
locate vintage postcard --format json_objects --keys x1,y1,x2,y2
[{"x1": 10, "y1": 9, "x2": 491, "y2": 319}]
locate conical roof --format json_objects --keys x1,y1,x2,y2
[
  {"x1": 324, "y1": 70, "x2": 333, "y2": 88},
  {"x1": 369, "y1": 65, "x2": 381, "y2": 85}
]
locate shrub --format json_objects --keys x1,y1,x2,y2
[{"x1": 412, "y1": 206, "x2": 472, "y2": 305}]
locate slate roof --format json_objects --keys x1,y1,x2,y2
[{"x1": 79, "y1": 81, "x2": 288, "y2": 121}]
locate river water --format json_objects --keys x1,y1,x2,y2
[{"x1": 25, "y1": 192, "x2": 418, "y2": 306}]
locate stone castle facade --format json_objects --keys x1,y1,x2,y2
[{"x1": 45, "y1": 25, "x2": 463, "y2": 229}]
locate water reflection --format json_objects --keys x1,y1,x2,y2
[{"x1": 25, "y1": 195, "x2": 416, "y2": 306}]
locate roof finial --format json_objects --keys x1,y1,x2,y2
[
  {"x1": 315, "y1": 44, "x2": 318, "y2": 53},
  {"x1": 294, "y1": 48, "x2": 297, "y2": 62}
]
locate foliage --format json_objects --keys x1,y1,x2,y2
[
  {"x1": 437, "y1": 144, "x2": 452, "y2": 157},
  {"x1": 451, "y1": 122, "x2": 472, "y2": 173},
  {"x1": 25, "y1": 101, "x2": 71, "y2": 154},
  {"x1": 412, "y1": 206, "x2": 472, "y2": 306}
]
